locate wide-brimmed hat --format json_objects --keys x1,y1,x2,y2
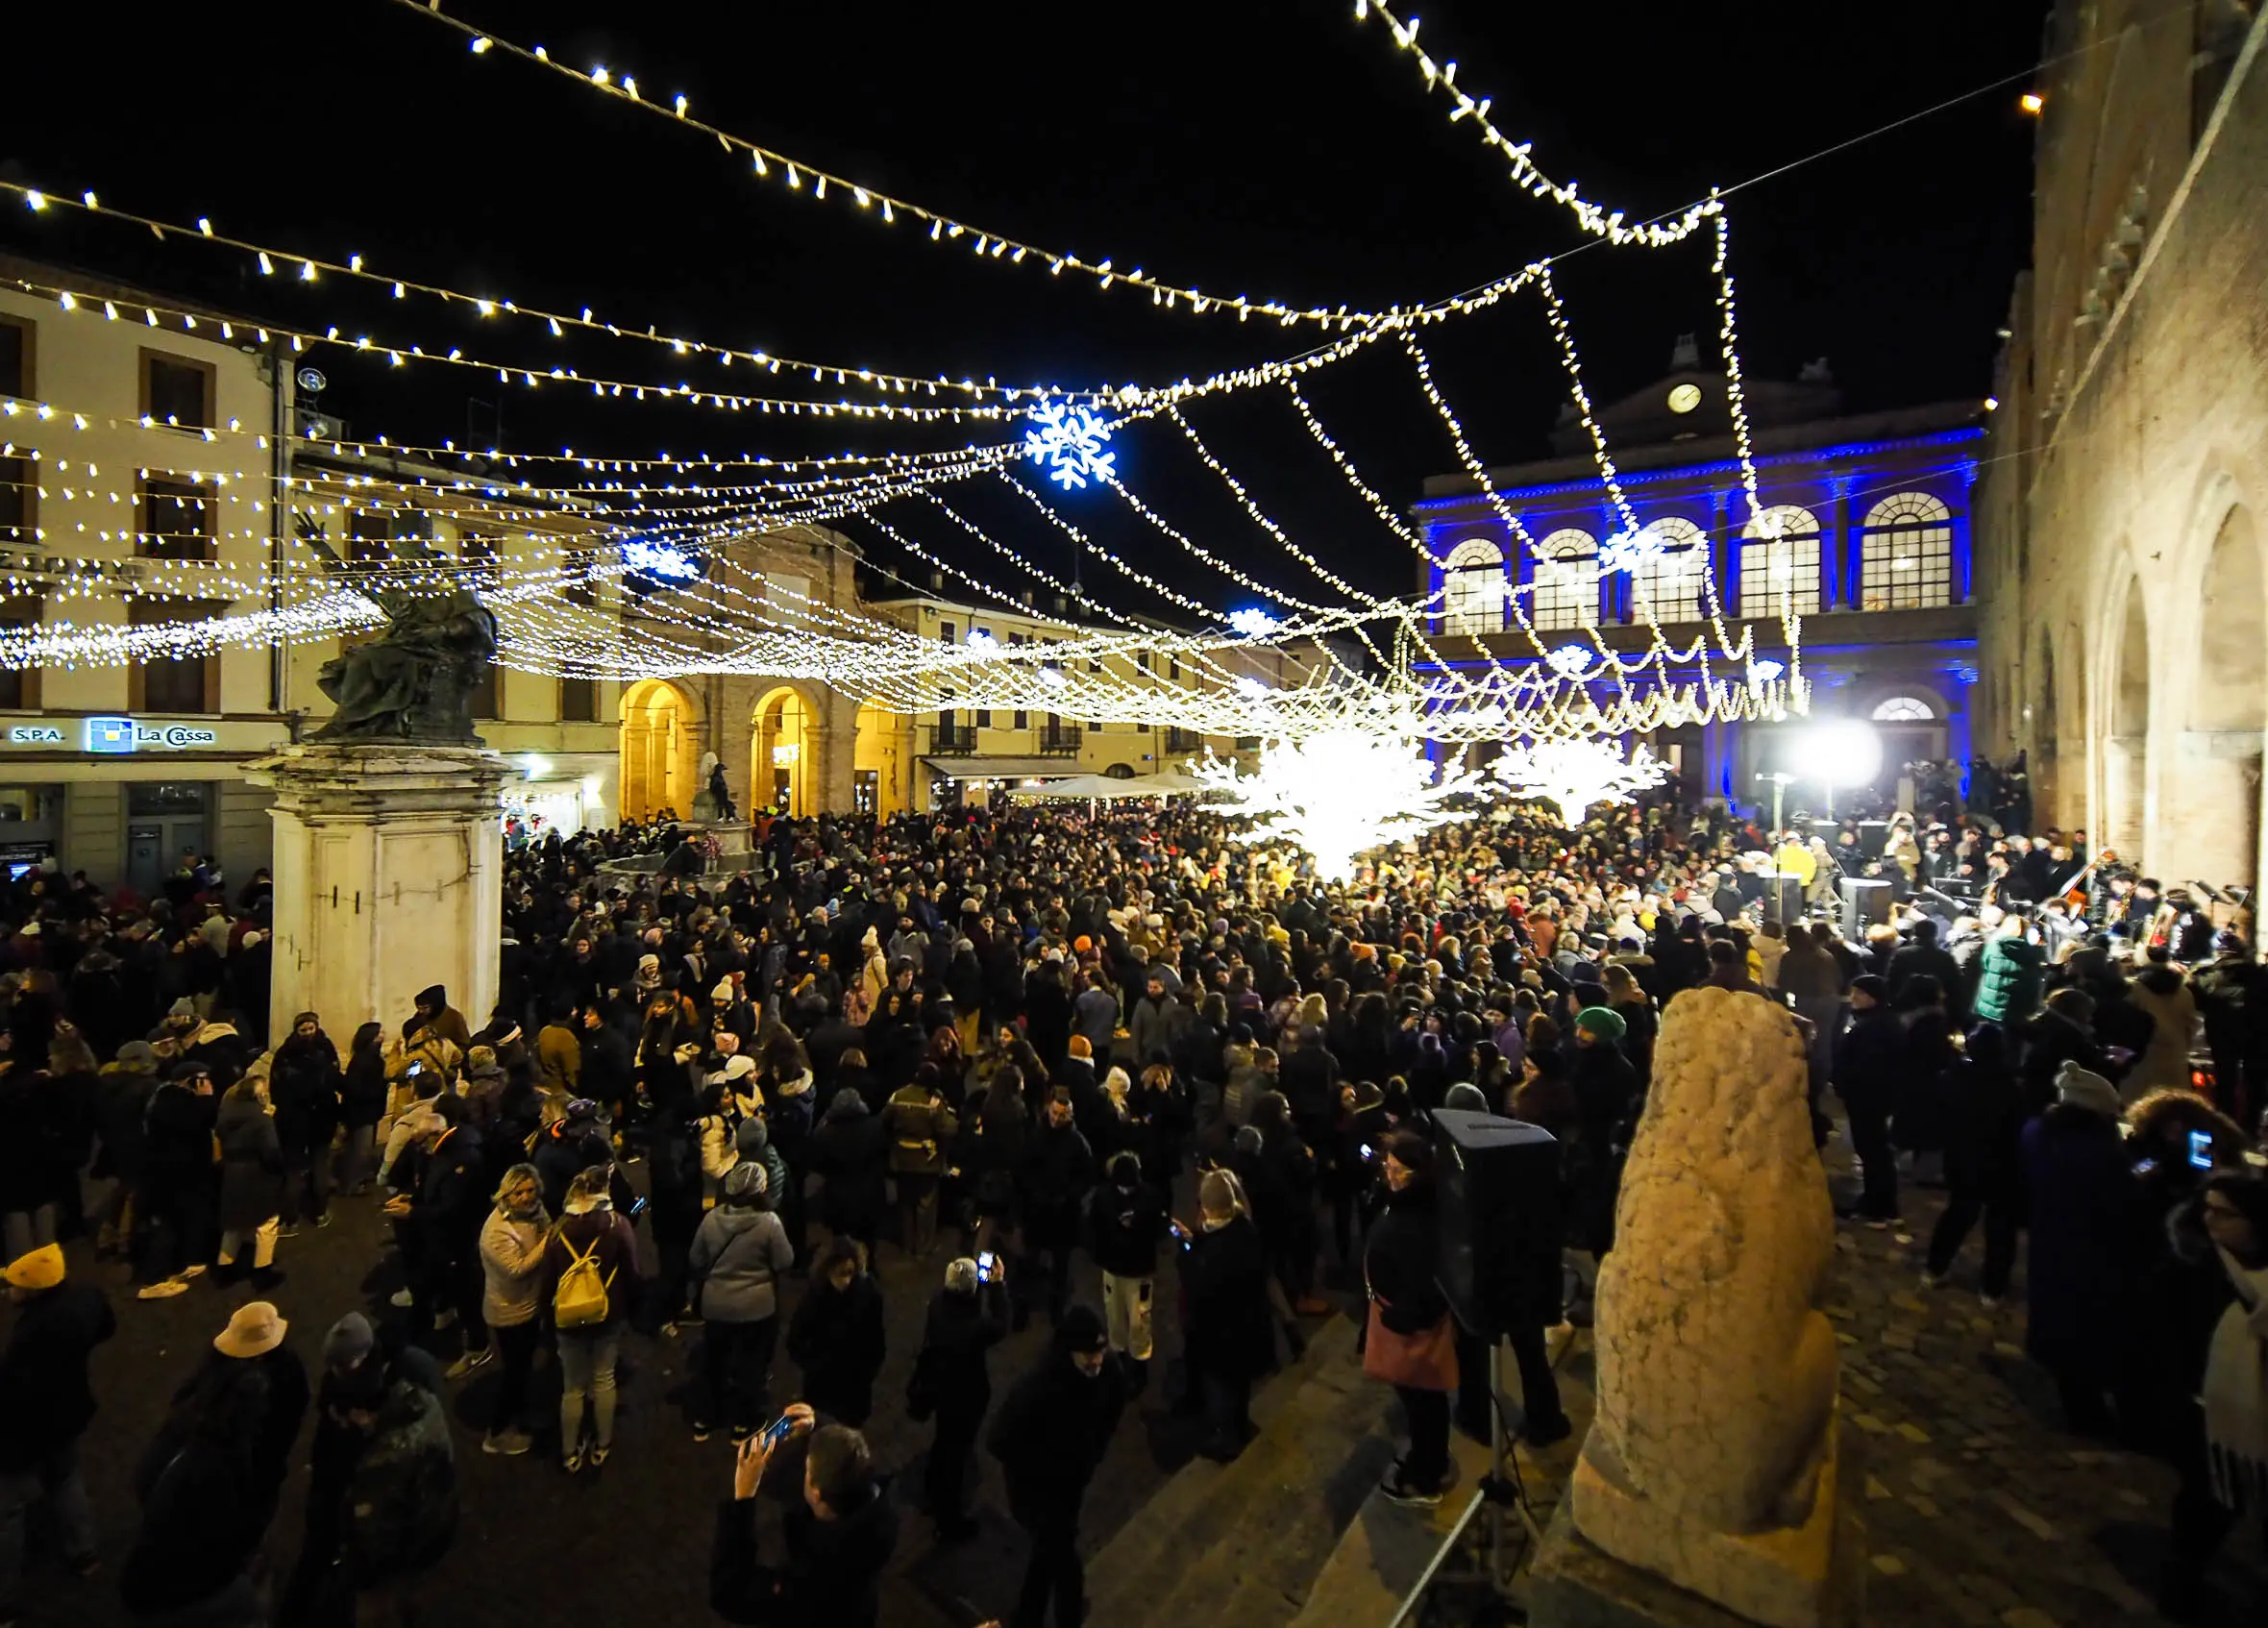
[
  {"x1": 4, "y1": 1243, "x2": 65, "y2": 1291},
  {"x1": 214, "y1": 1300, "x2": 288, "y2": 1358}
]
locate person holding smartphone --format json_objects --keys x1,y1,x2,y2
[
  {"x1": 908, "y1": 1255, "x2": 1009, "y2": 1542},
  {"x1": 709, "y1": 1405, "x2": 904, "y2": 1628}
]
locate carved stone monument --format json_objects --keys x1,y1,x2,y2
[
  {"x1": 1533, "y1": 985, "x2": 1860, "y2": 1628},
  {"x1": 250, "y1": 530, "x2": 509, "y2": 1039}
]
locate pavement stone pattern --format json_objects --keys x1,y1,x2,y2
[{"x1": 6, "y1": 1130, "x2": 2267, "y2": 1626}]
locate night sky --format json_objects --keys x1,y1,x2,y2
[{"x1": 1, "y1": 0, "x2": 2047, "y2": 614}]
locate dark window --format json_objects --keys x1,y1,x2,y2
[
  {"x1": 470, "y1": 661, "x2": 500, "y2": 721},
  {"x1": 0, "y1": 453, "x2": 29, "y2": 547},
  {"x1": 0, "y1": 596, "x2": 41, "y2": 709},
  {"x1": 939, "y1": 621, "x2": 955, "y2": 645},
  {"x1": 936, "y1": 707, "x2": 954, "y2": 729},
  {"x1": 347, "y1": 509, "x2": 394, "y2": 564},
  {"x1": 975, "y1": 709, "x2": 992, "y2": 728},
  {"x1": 565, "y1": 547, "x2": 598, "y2": 607},
  {"x1": 129, "y1": 599, "x2": 217, "y2": 713},
  {"x1": 559, "y1": 676, "x2": 597, "y2": 722},
  {"x1": 142, "y1": 352, "x2": 213, "y2": 430},
  {"x1": 1013, "y1": 709, "x2": 1027, "y2": 729},
  {"x1": 138, "y1": 479, "x2": 214, "y2": 560},
  {"x1": 0, "y1": 317, "x2": 29, "y2": 399}
]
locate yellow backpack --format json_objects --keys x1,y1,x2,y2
[{"x1": 553, "y1": 1228, "x2": 616, "y2": 1328}]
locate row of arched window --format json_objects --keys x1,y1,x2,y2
[{"x1": 1439, "y1": 491, "x2": 1957, "y2": 632}]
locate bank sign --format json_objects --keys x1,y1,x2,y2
[{"x1": 83, "y1": 717, "x2": 220, "y2": 752}]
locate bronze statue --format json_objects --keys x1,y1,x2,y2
[{"x1": 300, "y1": 516, "x2": 501, "y2": 743}]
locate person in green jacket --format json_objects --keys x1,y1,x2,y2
[{"x1": 1972, "y1": 915, "x2": 2046, "y2": 1025}]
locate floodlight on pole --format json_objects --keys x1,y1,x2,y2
[{"x1": 1798, "y1": 719, "x2": 1881, "y2": 820}]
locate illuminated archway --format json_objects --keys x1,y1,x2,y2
[
  {"x1": 618, "y1": 678, "x2": 700, "y2": 823},
  {"x1": 752, "y1": 685, "x2": 816, "y2": 816},
  {"x1": 852, "y1": 700, "x2": 909, "y2": 818},
  {"x1": 2173, "y1": 506, "x2": 2266, "y2": 897}
]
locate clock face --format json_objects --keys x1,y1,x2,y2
[{"x1": 1666, "y1": 382, "x2": 1702, "y2": 414}]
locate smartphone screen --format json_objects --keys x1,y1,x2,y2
[
  {"x1": 2188, "y1": 1128, "x2": 2214, "y2": 1171},
  {"x1": 758, "y1": 1413, "x2": 797, "y2": 1451}
]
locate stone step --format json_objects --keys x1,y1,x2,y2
[
  {"x1": 1083, "y1": 1311, "x2": 1386, "y2": 1628},
  {"x1": 1289, "y1": 1324, "x2": 1595, "y2": 1628}
]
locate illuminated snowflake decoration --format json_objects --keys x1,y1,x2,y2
[
  {"x1": 1023, "y1": 400, "x2": 1117, "y2": 490},
  {"x1": 1226, "y1": 606, "x2": 1282, "y2": 638},
  {"x1": 619, "y1": 537, "x2": 700, "y2": 580},
  {"x1": 1194, "y1": 730, "x2": 1490, "y2": 883},
  {"x1": 1491, "y1": 738, "x2": 1668, "y2": 830}
]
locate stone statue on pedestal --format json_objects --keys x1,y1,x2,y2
[
  {"x1": 1567, "y1": 985, "x2": 1848, "y2": 1628},
  {"x1": 301, "y1": 518, "x2": 500, "y2": 744}
]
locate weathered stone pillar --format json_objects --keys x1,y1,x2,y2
[{"x1": 248, "y1": 744, "x2": 508, "y2": 1043}]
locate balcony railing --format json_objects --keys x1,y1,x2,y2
[
  {"x1": 1038, "y1": 726, "x2": 1083, "y2": 756},
  {"x1": 929, "y1": 725, "x2": 977, "y2": 755}
]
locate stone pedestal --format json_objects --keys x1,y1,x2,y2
[
  {"x1": 683, "y1": 819, "x2": 752, "y2": 855},
  {"x1": 247, "y1": 744, "x2": 509, "y2": 1045},
  {"x1": 1529, "y1": 1427, "x2": 1864, "y2": 1628}
]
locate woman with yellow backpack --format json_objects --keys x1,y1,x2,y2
[{"x1": 536, "y1": 1165, "x2": 642, "y2": 1473}]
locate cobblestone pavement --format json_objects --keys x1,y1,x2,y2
[
  {"x1": 1, "y1": 1164, "x2": 1202, "y2": 1628},
  {"x1": 8, "y1": 1141, "x2": 2267, "y2": 1627},
  {"x1": 1812, "y1": 1153, "x2": 2268, "y2": 1628}
]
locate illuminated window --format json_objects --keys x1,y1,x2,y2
[
  {"x1": 1738, "y1": 506, "x2": 1822, "y2": 618},
  {"x1": 1441, "y1": 537, "x2": 1505, "y2": 634},
  {"x1": 1630, "y1": 515, "x2": 1706, "y2": 624},
  {"x1": 1528, "y1": 529, "x2": 1597, "y2": 630},
  {"x1": 1871, "y1": 695, "x2": 1935, "y2": 722},
  {"x1": 1860, "y1": 492, "x2": 1954, "y2": 609}
]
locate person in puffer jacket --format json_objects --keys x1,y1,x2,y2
[
  {"x1": 687, "y1": 1162, "x2": 793, "y2": 1443},
  {"x1": 732, "y1": 1112, "x2": 792, "y2": 1212}
]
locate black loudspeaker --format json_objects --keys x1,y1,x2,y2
[
  {"x1": 1430, "y1": 1108, "x2": 1563, "y2": 1340},
  {"x1": 1839, "y1": 876, "x2": 1893, "y2": 928}
]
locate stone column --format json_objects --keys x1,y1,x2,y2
[{"x1": 248, "y1": 744, "x2": 509, "y2": 1045}]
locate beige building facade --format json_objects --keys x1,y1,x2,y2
[{"x1": 1976, "y1": 2, "x2": 2268, "y2": 899}]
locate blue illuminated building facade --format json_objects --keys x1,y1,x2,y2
[{"x1": 1412, "y1": 347, "x2": 1986, "y2": 811}]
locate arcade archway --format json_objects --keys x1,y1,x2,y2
[
  {"x1": 2174, "y1": 506, "x2": 2266, "y2": 899},
  {"x1": 2103, "y1": 574, "x2": 2149, "y2": 857},
  {"x1": 752, "y1": 685, "x2": 816, "y2": 815},
  {"x1": 618, "y1": 678, "x2": 700, "y2": 823}
]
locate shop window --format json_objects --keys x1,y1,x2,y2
[
  {"x1": 137, "y1": 477, "x2": 215, "y2": 560},
  {"x1": 559, "y1": 675, "x2": 597, "y2": 722},
  {"x1": 128, "y1": 598, "x2": 222, "y2": 714},
  {"x1": 141, "y1": 349, "x2": 215, "y2": 431}
]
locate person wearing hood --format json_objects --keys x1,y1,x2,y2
[
  {"x1": 1177, "y1": 1168, "x2": 1274, "y2": 1462},
  {"x1": 213, "y1": 1076, "x2": 287, "y2": 1291},
  {"x1": 337, "y1": 1022, "x2": 390, "y2": 1196},
  {"x1": 182, "y1": 1016, "x2": 249, "y2": 1092},
  {"x1": 134, "y1": 1061, "x2": 219, "y2": 1299},
  {"x1": 709, "y1": 1409, "x2": 900, "y2": 1628},
  {"x1": 534, "y1": 999, "x2": 582, "y2": 1110},
  {"x1": 1083, "y1": 1150, "x2": 1170, "y2": 1390},
  {"x1": 690, "y1": 1161, "x2": 795, "y2": 1444},
  {"x1": 733, "y1": 1110, "x2": 794, "y2": 1219},
  {"x1": 406, "y1": 984, "x2": 473, "y2": 1057},
  {"x1": 271, "y1": 1011, "x2": 343, "y2": 1235},
  {"x1": 910, "y1": 1256, "x2": 1009, "y2": 1542},
  {"x1": 810, "y1": 1088, "x2": 889, "y2": 1252},
  {"x1": 988, "y1": 1303, "x2": 1126, "y2": 1628},
  {"x1": 2021, "y1": 1062, "x2": 2145, "y2": 1433},
  {"x1": 383, "y1": 1094, "x2": 487, "y2": 1344},
  {"x1": 788, "y1": 1237, "x2": 886, "y2": 1426},
  {"x1": 539, "y1": 1165, "x2": 643, "y2": 1473},
  {"x1": 1018, "y1": 1088, "x2": 1096, "y2": 1329},
  {"x1": 759, "y1": 1035, "x2": 818, "y2": 1270},
  {"x1": 0, "y1": 1244, "x2": 114, "y2": 1616},
  {"x1": 2127, "y1": 946, "x2": 2201, "y2": 1100},
  {"x1": 473, "y1": 1164, "x2": 552, "y2": 1455},
  {"x1": 534, "y1": 1098, "x2": 613, "y2": 1219}
]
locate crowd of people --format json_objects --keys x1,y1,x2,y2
[{"x1": 0, "y1": 779, "x2": 2264, "y2": 1626}]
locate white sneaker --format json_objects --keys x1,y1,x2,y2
[
  {"x1": 136, "y1": 1278, "x2": 191, "y2": 1300},
  {"x1": 179, "y1": 1264, "x2": 208, "y2": 1280},
  {"x1": 389, "y1": 1289, "x2": 415, "y2": 1309}
]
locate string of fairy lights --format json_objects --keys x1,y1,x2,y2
[{"x1": 0, "y1": 0, "x2": 1814, "y2": 821}]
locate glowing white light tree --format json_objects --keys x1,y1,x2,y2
[
  {"x1": 1491, "y1": 738, "x2": 1667, "y2": 829},
  {"x1": 1193, "y1": 730, "x2": 1489, "y2": 882}
]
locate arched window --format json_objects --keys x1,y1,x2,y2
[
  {"x1": 1630, "y1": 515, "x2": 1705, "y2": 624},
  {"x1": 1528, "y1": 529, "x2": 1597, "y2": 630},
  {"x1": 1870, "y1": 695, "x2": 1935, "y2": 721},
  {"x1": 1860, "y1": 491, "x2": 1954, "y2": 609},
  {"x1": 1738, "y1": 505, "x2": 1822, "y2": 618},
  {"x1": 1441, "y1": 536, "x2": 1506, "y2": 634}
]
